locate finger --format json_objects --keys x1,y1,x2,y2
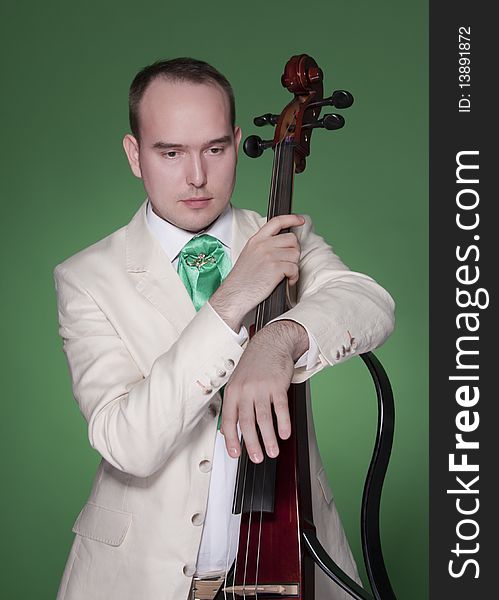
[
  {"x1": 281, "y1": 262, "x2": 300, "y2": 286},
  {"x1": 264, "y1": 252, "x2": 300, "y2": 286},
  {"x1": 268, "y1": 232, "x2": 301, "y2": 250},
  {"x1": 221, "y1": 392, "x2": 241, "y2": 458},
  {"x1": 272, "y1": 392, "x2": 292, "y2": 440},
  {"x1": 254, "y1": 398, "x2": 279, "y2": 458},
  {"x1": 239, "y1": 402, "x2": 264, "y2": 463},
  {"x1": 268, "y1": 244, "x2": 301, "y2": 264},
  {"x1": 259, "y1": 214, "x2": 305, "y2": 238}
]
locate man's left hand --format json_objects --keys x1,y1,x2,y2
[{"x1": 220, "y1": 320, "x2": 308, "y2": 463}]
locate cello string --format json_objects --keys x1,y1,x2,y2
[
  {"x1": 242, "y1": 133, "x2": 285, "y2": 599},
  {"x1": 227, "y1": 423, "x2": 249, "y2": 599},
  {"x1": 253, "y1": 449, "x2": 267, "y2": 600},
  {"x1": 223, "y1": 433, "x2": 242, "y2": 599},
  {"x1": 252, "y1": 124, "x2": 295, "y2": 593},
  {"x1": 223, "y1": 505, "x2": 232, "y2": 600},
  {"x1": 229, "y1": 133, "x2": 283, "y2": 598},
  {"x1": 242, "y1": 456, "x2": 258, "y2": 599},
  {"x1": 237, "y1": 114, "x2": 293, "y2": 595}
]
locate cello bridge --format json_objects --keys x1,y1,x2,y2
[{"x1": 223, "y1": 583, "x2": 299, "y2": 596}]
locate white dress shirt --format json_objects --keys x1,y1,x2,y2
[{"x1": 145, "y1": 199, "x2": 319, "y2": 575}]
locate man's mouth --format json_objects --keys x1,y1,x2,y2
[{"x1": 181, "y1": 197, "x2": 212, "y2": 208}]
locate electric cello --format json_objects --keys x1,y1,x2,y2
[{"x1": 216, "y1": 54, "x2": 397, "y2": 600}]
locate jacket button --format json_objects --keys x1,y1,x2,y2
[
  {"x1": 183, "y1": 564, "x2": 195, "y2": 577},
  {"x1": 199, "y1": 459, "x2": 212, "y2": 473},
  {"x1": 224, "y1": 358, "x2": 235, "y2": 370},
  {"x1": 216, "y1": 369, "x2": 227, "y2": 378},
  {"x1": 210, "y1": 377, "x2": 222, "y2": 388},
  {"x1": 203, "y1": 387, "x2": 213, "y2": 395},
  {"x1": 191, "y1": 512, "x2": 204, "y2": 526}
]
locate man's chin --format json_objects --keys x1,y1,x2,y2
[
  {"x1": 179, "y1": 204, "x2": 227, "y2": 232},
  {"x1": 178, "y1": 213, "x2": 219, "y2": 233}
]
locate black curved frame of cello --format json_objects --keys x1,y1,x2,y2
[{"x1": 302, "y1": 351, "x2": 397, "y2": 600}]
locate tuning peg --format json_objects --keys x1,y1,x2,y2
[
  {"x1": 330, "y1": 90, "x2": 354, "y2": 108},
  {"x1": 322, "y1": 113, "x2": 345, "y2": 130},
  {"x1": 253, "y1": 113, "x2": 279, "y2": 127},
  {"x1": 243, "y1": 135, "x2": 273, "y2": 158},
  {"x1": 303, "y1": 113, "x2": 345, "y2": 131},
  {"x1": 308, "y1": 90, "x2": 354, "y2": 110}
]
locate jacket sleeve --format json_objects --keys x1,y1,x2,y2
[
  {"x1": 54, "y1": 264, "x2": 246, "y2": 478},
  {"x1": 271, "y1": 214, "x2": 396, "y2": 383}
]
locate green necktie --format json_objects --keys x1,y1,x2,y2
[
  {"x1": 177, "y1": 234, "x2": 231, "y2": 430},
  {"x1": 177, "y1": 234, "x2": 231, "y2": 311}
]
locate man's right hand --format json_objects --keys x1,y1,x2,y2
[{"x1": 209, "y1": 214, "x2": 305, "y2": 332}]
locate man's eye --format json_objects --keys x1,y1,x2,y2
[
  {"x1": 209, "y1": 147, "x2": 223, "y2": 155},
  {"x1": 163, "y1": 151, "x2": 179, "y2": 158}
]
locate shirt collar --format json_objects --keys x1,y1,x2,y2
[{"x1": 145, "y1": 199, "x2": 233, "y2": 263}]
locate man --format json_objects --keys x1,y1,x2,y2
[{"x1": 54, "y1": 58, "x2": 395, "y2": 600}]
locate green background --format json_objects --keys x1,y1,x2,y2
[{"x1": 0, "y1": 0, "x2": 428, "y2": 598}]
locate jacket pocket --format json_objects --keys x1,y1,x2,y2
[
  {"x1": 72, "y1": 502, "x2": 132, "y2": 546},
  {"x1": 316, "y1": 468, "x2": 334, "y2": 505}
]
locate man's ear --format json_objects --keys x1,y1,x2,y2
[
  {"x1": 234, "y1": 126, "x2": 242, "y2": 159},
  {"x1": 122, "y1": 134, "x2": 142, "y2": 179}
]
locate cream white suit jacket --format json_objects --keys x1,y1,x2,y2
[{"x1": 53, "y1": 200, "x2": 395, "y2": 600}]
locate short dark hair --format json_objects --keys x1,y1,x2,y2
[{"x1": 128, "y1": 57, "x2": 236, "y2": 141}]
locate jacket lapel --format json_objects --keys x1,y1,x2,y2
[{"x1": 125, "y1": 201, "x2": 196, "y2": 332}]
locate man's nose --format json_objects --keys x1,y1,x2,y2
[{"x1": 186, "y1": 154, "x2": 208, "y2": 188}]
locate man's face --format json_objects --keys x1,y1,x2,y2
[{"x1": 123, "y1": 78, "x2": 242, "y2": 232}]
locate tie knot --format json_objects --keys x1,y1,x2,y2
[
  {"x1": 177, "y1": 234, "x2": 231, "y2": 312},
  {"x1": 180, "y1": 234, "x2": 223, "y2": 271}
]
